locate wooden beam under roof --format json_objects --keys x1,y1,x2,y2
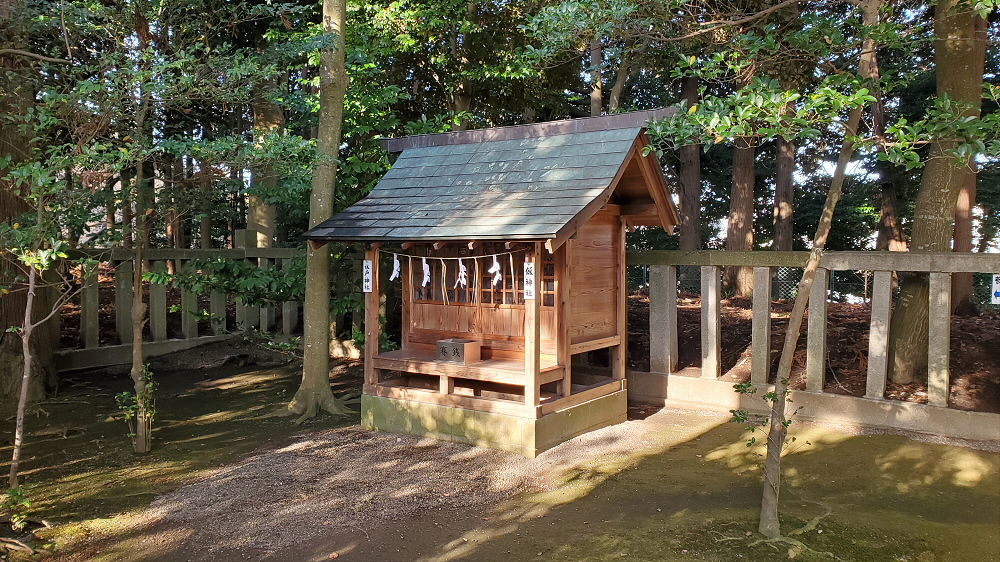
[{"x1": 380, "y1": 108, "x2": 678, "y2": 153}]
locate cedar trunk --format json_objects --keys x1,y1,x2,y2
[
  {"x1": 890, "y1": 4, "x2": 987, "y2": 383},
  {"x1": 773, "y1": 134, "x2": 795, "y2": 251},
  {"x1": 589, "y1": 39, "x2": 602, "y2": 117},
  {"x1": 678, "y1": 76, "x2": 702, "y2": 252},
  {"x1": 289, "y1": 0, "x2": 351, "y2": 420},
  {"x1": 952, "y1": 170, "x2": 976, "y2": 315},
  {"x1": 725, "y1": 141, "x2": 755, "y2": 297},
  {"x1": 249, "y1": 81, "x2": 285, "y2": 247},
  {"x1": 1, "y1": 35, "x2": 55, "y2": 412}
]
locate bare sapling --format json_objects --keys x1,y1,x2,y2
[
  {"x1": 745, "y1": 106, "x2": 864, "y2": 540},
  {"x1": 2, "y1": 238, "x2": 92, "y2": 487}
]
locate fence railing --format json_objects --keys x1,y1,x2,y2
[
  {"x1": 630, "y1": 250, "x2": 1000, "y2": 410},
  {"x1": 58, "y1": 232, "x2": 304, "y2": 371}
]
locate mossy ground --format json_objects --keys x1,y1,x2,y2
[
  {"x1": 0, "y1": 353, "x2": 357, "y2": 555},
  {"x1": 404, "y1": 414, "x2": 999, "y2": 562},
  {"x1": 2, "y1": 353, "x2": 997, "y2": 561}
]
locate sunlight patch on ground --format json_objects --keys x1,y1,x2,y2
[{"x1": 876, "y1": 444, "x2": 996, "y2": 490}]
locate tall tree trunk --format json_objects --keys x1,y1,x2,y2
[
  {"x1": 951, "y1": 168, "x2": 976, "y2": 315},
  {"x1": 773, "y1": 131, "x2": 795, "y2": 250},
  {"x1": 589, "y1": 38, "x2": 603, "y2": 117},
  {"x1": 725, "y1": 139, "x2": 755, "y2": 297},
  {"x1": 874, "y1": 162, "x2": 907, "y2": 251},
  {"x1": 759, "y1": 105, "x2": 864, "y2": 538},
  {"x1": 289, "y1": 0, "x2": 351, "y2": 421},
  {"x1": 890, "y1": 4, "x2": 987, "y2": 383},
  {"x1": 451, "y1": 2, "x2": 477, "y2": 131},
  {"x1": 863, "y1": 0, "x2": 907, "y2": 255},
  {"x1": 678, "y1": 76, "x2": 702, "y2": 251},
  {"x1": 607, "y1": 48, "x2": 630, "y2": 114},
  {"x1": 249, "y1": 79, "x2": 284, "y2": 247},
  {"x1": 0, "y1": 25, "x2": 53, "y2": 414}
]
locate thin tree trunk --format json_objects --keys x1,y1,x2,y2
[
  {"x1": 726, "y1": 139, "x2": 755, "y2": 297},
  {"x1": 289, "y1": 0, "x2": 351, "y2": 421},
  {"x1": 759, "y1": 105, "x2": 863, "y2": 538},
  {"x1": 678, "y1": 76, "x2": 702, "y2": 251},
  {"x1": 8, "y1": 266, "x2": 36, "y2": 487},
  {"x1": 121, "y1": 168, "x2": 134, "y2": 248},
  {"x1": 199, "y1": 160, "x2": 212, "y2": 249},
  {"x1": 130, "y1": 234, "x2": 151, "y2": 454},
  {"x1": 589, "y1": 39, "x2": 603, "y2": 117},
  {"x1": 890, "y1": 4, "x2": 987, "y2": 383}
]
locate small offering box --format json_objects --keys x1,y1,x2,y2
[{"x1": 436, "y1": 338, "x2": 481, "y2": 364}]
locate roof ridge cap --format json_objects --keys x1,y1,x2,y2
[{"x1": 381, "y1": 108, "x2": 676, "y2": 153}]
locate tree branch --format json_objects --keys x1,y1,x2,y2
[
  {"x1": 0, "y1": 49, "x2": 70, "y2": 64},
  {"x1": 659, "y1": 0, "x2": 805, "y2": 43}
]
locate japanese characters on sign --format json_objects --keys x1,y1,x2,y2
[
  {"x1": 523, "y1": 261, "x2": 536, "y2": 300},
  {"x1": 992, "y1": 274, "x2": 1000, "y2": 305},
  {"x1": 362, "y1": 259, "x2": 373, "y2": 293}
]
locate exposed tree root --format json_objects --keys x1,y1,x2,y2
[
  {"x1": 709, "y1": 530, "x2": 744, "y2": 542},
  {"x1": 287, "y1": 388, "x2": 355, "y2": 424},
  {"x1": 0, "y1": 537, "x2": 35, "y2": 554},
  {"x1": 749, "y1": 536, "x2": 837, "y2": 559},
  {"x1": 789, "y1": 501, "x2": 833, "y2": 537}
]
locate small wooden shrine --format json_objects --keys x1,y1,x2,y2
[{"x1": 304, "y1": 110, "x2": 679, "y2": 457}]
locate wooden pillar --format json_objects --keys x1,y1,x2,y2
[
  {"x1": 927, "y1": 272, "x2": 952, "y2": 407},
  {"x1": 524, "y1": 242, "x2": 542, "y2": 412},
  {"x1": 401, "y1": 254, "x2": 411, "y2": 350},
  {"x1": 149, "y1": 260, "x2": 168, "y2": 341},
  {"x1": 115, "y1": 260, "x2": 134, "y2": 344},
  {"x1": 364, "y1": 245, "x2": 381, "y2": 387},
  {"x1": 750, "y1": 266, "x2": 772, "y2": 384},
  {"x1": 700, "y1": 265, "x2": 721, "y2": 378},
  {"x1": 81, "y1": 264, "x2": 100, "y2": 349},
  {"x1": 806, "y1": 267, "x2": 829, "y2": 392},
  {"x1": 650, "y1": 264, "x2": 678, "y2": 374},
  {"x1": 610, "y1": 217, "x2": 627, "y2": 380},
  {"x1": 866, "y1": 270, "x2": 893, "y2": 399},
  {"x1": 557, "y1": 241, "x2": 572, "y2": 396}
]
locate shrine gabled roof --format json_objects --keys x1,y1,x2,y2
[{"x1": 303, "y1": 111, "x2": 679, "y2": 243}]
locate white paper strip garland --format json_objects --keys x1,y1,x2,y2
[
  {"x1": 380, "y1": 250, "x2": 534, "y2": 298},
  {"x1": 388, "y1": 253, "x2": 400, "y2": 281},
  {"x1": 454, "y1": 258, "x2": 468, "y2": 288},
  {"x1": 488, "y1": 255, "x2": 502, "y2": 287}
]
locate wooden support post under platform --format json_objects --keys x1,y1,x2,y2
[
  {"x1": 610, "y1": 217, "x2": 627, "y2": 380},
  {"x1": 557, "y1": 240, "x2": 572, "y2": 396},
  {"x1": 524, "y1": 242, "x2": 542, "y2": 412},
  {"x1": 364, "y1": 244, "x2": 381, "y2": 387}
]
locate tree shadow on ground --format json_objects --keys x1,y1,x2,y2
[{"x1": 55, "y1": 406, "x2": 1000, "y2": 562}]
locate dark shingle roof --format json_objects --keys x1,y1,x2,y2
[{"x1": 304, "y1": 127, "x2": 643, "y2": 241}]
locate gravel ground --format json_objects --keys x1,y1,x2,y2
[
  {"x1": 62, "y1": 405, "x2": 997, "y2": 560},
  {"x1": 71, "y1": 411, "x2": 659, "y2": 559}
]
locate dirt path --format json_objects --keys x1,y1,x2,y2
[{"x1": 56, "y1": 408, "x2": 1000, "y2": 562}]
